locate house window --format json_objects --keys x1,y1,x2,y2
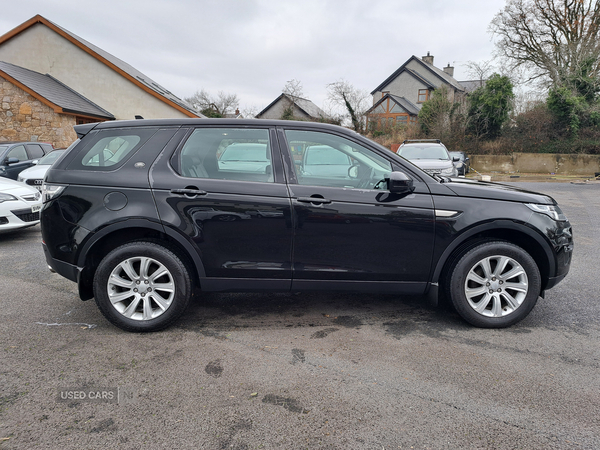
[
  {"x1": 418, "y1": 89, "x2": 429, "y2": 103},
  {"x1": 396, "y1": 115, "x2": 408, "y2": 124}
]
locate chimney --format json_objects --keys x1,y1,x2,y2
[
  {"x1": 422, "y1": 51, "x2": 434, "y2": 65},
  {"x1": 443, "y1": 63, "x2": 454, "y2": 77},
  {"x1": 235, "y1": 108, "x2": 240, "y2": 115}
]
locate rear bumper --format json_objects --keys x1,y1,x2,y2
[{"x1": 42, "y1": 242, "x2": 79, "y2": 283}]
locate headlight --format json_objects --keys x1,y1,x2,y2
[
  {"x1": 441, "y1": 166, "x2": 455, "y2": 175},
  {"x1": 41, "y1": 183, "x2": 66, "y2": 203},
  {"x1": 0, "y1": 193, "x2": 18, "y2": 203},
  {"x1": 526, "y1": 203, "x2": 567, "y2": 221}
]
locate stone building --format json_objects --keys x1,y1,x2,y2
[
  {"x1": 0, "y1": 14, "x2": 201, "y2": 147},
  {"x1": 1, "y1": 61, "x2": 114, "y2": 147}
]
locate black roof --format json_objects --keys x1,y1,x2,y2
[
  {"x1": 74, "y1": 118, "x2": 357, "y2": 138},
  {"x1": 0, "y1": 61, "x2": 114, "y2": 120}
]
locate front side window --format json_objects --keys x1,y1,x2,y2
[
  {"x1": 285, "y1": 130, "x2": 392, "y2": 189},
  {"x1": 7, "y1": 145, "x2": 27, "y2": 161},
  {"x1": 178, "y1": 128, "x2": 273, "y2": 182}
]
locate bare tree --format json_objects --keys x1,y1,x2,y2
[
  {"x1": 280, "y1": 79, "x2": 305, "y2": 120},
  {"x1": 464, "y1": 60, "x2": 495, "y2": 83},
  {"x1": 326, "y1": 80, "x2": 370, "y2": 133},
  {"x1": 185, "y1": 89, "x2": 240, "y2": 117},
  {"x1": 282, "y1": 79, "x2": 304, "y2": 98},
  {"x1": 490, "y1": 0, "x2": 600, "y2": 88}
]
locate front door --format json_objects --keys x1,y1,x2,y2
[
  {"x1": 279, "y1": 128, "x2": 435, "y2": 293},
  {"x1": 152, "y1": 126, "x2": 293, "y2": 290}
]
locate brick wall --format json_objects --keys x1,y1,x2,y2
[{"x1": 0, "y1": 76, "x2": 77, "y2": 148}]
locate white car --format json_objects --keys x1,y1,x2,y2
[
  {"x1": 17, "y1": 149, "x2": 66, "y2": 190},
  {"x1": 0, "y1": 177, "x2": 42, "y2": 233}
]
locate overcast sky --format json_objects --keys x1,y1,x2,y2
[{"x1": 1, "y1": 0, "x2": 508, "y2": 115}]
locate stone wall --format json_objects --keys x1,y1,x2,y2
[
  {"x1": 470, "y1": 153, "x2": 600, "y2": 175},
  {"x1": 0, "y1": 76, "x2": 77, "y2": 148}
]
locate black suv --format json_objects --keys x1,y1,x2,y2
[
  {"x1": 0, "y1": 141, "x2": 53, "y2": 180},
  {"x1": 40, "y1": 119, "x2": 573, "y2": 332}
]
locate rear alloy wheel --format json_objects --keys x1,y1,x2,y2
[
  {"x1": 448, "y1": 241, "x2": 541, "y2": 328},
  {"x1": 94, "y1": 242, "x2": 191, "y2": 332}
]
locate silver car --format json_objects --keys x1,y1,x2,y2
[{"x1": 396, "y1": 139, "x2": 458, "y2": 177}]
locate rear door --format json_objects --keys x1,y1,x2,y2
[
  {"x1": 279, "y1": 127, "x2": 435, "y2": 293},
  {"x1": 151, "y1": 126, "x2": 293, "y2": 291}
]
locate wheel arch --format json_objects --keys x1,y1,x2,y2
[
  {"x1": 76, "y1": 219, "x2": 205, "y2": 300},
  {"x1": 433, "y1": 220, "x2": 555, "y2": 293}
]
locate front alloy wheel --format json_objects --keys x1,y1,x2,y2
[
  {"x1": 464, "y1": 255, "x2": 528, "y2": 318},
  {"x1": 448, "y1": 241, "x2": 541, "y2": 328}
]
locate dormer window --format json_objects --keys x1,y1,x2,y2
[{"x1": 418, "y1": 89, "x2": 429, "y2": 103}]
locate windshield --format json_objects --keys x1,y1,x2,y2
[
  {"x1": 38, "y1": 150, "x2": 66, "y2": 165},
  {"x1": 399, "y1": 145, "x2": 449, "y2": 160}
]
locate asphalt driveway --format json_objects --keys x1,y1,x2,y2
[{"x1": 0, "y1": 182, "x2": 598, "y2": 449}]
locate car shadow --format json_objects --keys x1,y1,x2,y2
[{"x1": 175, "y1": 291, "x2": 469, "y2": 338}]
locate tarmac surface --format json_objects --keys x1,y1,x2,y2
[{"x1": 0, "y1": 181, "x2": 599, "y2": 449}]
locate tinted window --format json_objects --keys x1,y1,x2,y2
[
  {"x1": 38, "y1": 150, "x2": 66, "y2": 165},
  {"x1": 26, "y1": 144, "x2": 45, "y2": 159},
  {"x1": 285, "y1": 130, "x2": 392, "y2": 189},
  {"x1": 7, "y1": 145, "x2": 27, "y2": 161},
  {"x1": 67, "y1": 129, "x2": 154, "y2": 171},
  {"x1": 179, "y1": 128, "x2": 273, "y2": 182}
]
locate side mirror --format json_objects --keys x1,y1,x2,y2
[
  {"x1": 6, "y1": 157, "x2": 20, "y2": 165},
  {"x1": 385, "y1": 171, "x2": 414, "y2": 195},
  {"x1": 452, "y1": 157, "x2": 460, "y2": 162},
  {"x1": 348, "y1": 164, "x2": 359, "y2": 179},
  {"x1": 32, "y1": 159, "x2": 40, "y2": 165}
]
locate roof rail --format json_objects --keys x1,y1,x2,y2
[{"x1": 402, "y1": 139, "x2": 442, "y2": 144}]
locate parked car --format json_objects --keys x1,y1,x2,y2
[
  {"x1": 217, "y1": 142, "x2": 271, "y2": 175},
  {"x1": 449, "y1": 151, "x2": 470, "y2": 176},
  {"x1": 301, "y1": 145, "x2": 353, "y2": 178},
  {"x1": 0, "y1": 176, "x2": 42, "y2": 233},
  {"x1": 0, "y1": 141, "x2": 54, "y2": 180},
  {"x1": 41, "y1": 119, "x2": 573, "y2": 332},
  {"x1": 18, "y1": 149, "x2": 67, "y2": 190},
  {"x1": 396, "y1": 139, "x2": 458, "y2": 177}
]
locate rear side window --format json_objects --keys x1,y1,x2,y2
[
  {"x1": 177, "y1": 128, "x2": 273, "y2": 183},
  {"x1": 67, "y1": 129, "x2": 155, "y2": 171},
  {"x1": 26, "y1": 144, "x2": 45, "y2": 159}
]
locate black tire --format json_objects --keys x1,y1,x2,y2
[
  {"x1": 447, "y1": 241, "x2": 541, "y2": 328},
  {"x1": 93, "y1": 242, "x2": 191, "y2": 332}
]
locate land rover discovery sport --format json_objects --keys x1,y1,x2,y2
[{"x1": 41, "y1": 119, "x2": 573, "y2": 332}]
